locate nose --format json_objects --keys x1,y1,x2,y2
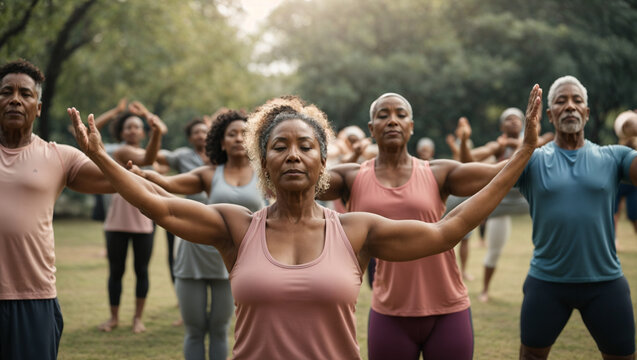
[
  {"x1": 8, "y1": 91, "x2": 21, "y2": 105},
  {"x1": 565, "y1": 98, "x2": 576, "y2": 111},
  {"x1": 237, "y1": 132, "x2": 244, "y2": 143},
  {"x1": 285, "y1": 145, "x2": 301, "y2": 162},
  {"x1": 387, "y1": 114, "x2": 399, "y2": 127}
]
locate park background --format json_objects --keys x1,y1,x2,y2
[{"x1": 2, "y1": 0, "x2": 637, "y2": 358}]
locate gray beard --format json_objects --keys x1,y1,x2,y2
[{"x1": 558, "y1": 120, "x2": 583, "y2": 134}]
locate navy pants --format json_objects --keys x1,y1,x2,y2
[{"x1": 0, "y1": 298, "x2": 63, "y2": 360}]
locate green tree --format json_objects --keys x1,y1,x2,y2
[
  {"x1": 1, "y1": 0, "x2": 265, "y2": 148},
  {"x1": 261, "y1": 0, "x2": 637, "y2": 153}
]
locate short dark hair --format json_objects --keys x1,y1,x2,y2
[
  {"x1": 205, "y1": 109, "x2": 248, "y2": 165},
  {"x1": 110, "y1": 111, "x2": 146, "y2": 142},
  {"x1": 184, "y1": 117, "x2": 206, "y2": 138},
  {"x1": 0, "y1": 59, "x2": 45, "y2": 101}
]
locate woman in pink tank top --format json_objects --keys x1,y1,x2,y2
[
  {"x1": 321, "y1": 92, "x2": 542, "y2": 359},
  {"x1": 68, "y1": 87, "x2": 542, "y2": 359}
]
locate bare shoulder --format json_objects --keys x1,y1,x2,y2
[
  {"x1": 429, "y1": 158, "x2": 459, "y2": 169},
  {"x1": 214, "y1": 203, "x2": 257, "y2": 243},
  {"x1": 330, "y1": 161, "x2": 362, "y2": 176},
  {"x1": 192, "y1": 163, "x2": 217, "y2": 177},
  {"x1": 428, "y1": 158, "x2": 459, "y2": 178},
  {"x1": 337, "y1": 211, "x2": 380, "y2": 252},
  {"x1": 214, "y1": 203, "x2": 254, "y2": 223}
]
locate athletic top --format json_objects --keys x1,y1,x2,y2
[
  {"x1": 163, "y1": 146, "x2": 207, "y2": 203},
  {"x1": 0, "y1": 136, "x2": 89, "y2": 299},
  {"x1": 230, "y1": 206, "x2": 362, "y2": 360},
  {"x1": 349, "y1": 157, "x2": 470, "y2": 316},
  {"x1": 517, "y1": 141, "x2": 637, "y2": 282},
  {"x1": 173, "y1": 165, "x2": 264, "y2": 279},
  {"x1": 103, "y1": 193, "x2": 153, "y2": 233}
]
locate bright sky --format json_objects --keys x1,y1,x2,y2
[
  {"x1": 238, "y1": 0, "x2": 285, "y2": 34},
  {"x1": 236, "y1": 0, "x2": 294, "y2": 75}
]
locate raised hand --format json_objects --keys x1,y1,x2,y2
[
  {"x1": 497, "y1": 134, "x2": 522, "y2": 149},
  {"x1": 522, "y1": 85, "x2": 542, "y2": 149},
  {"x1": 116, "y1": 97, "x2": 128, "y2": 113},
  {"x1": 147, "y1": 114, "x2": 168, "y2": 135},
  {"x1": 126, "y1": 160, "x2": 147, "y2": 179},
  {"x1": 455, "y1": 117, "x2": 472, "y2": 141},
  {"x1": 128, "y1": 101, "x2": 150, "y2": 117},
  {"x1": 67, "y1": 107, "x2": 105, "y2": 157}
]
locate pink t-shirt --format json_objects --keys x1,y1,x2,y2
[
  {"x1": 230, "y1": 207, "x2": 362, "y2": 360},
  {"x1": 0, "y1": 136, "x2": 90, "y2": 300},
  {"x1": 349, "y1": 158, "x2": 470, "y2": 316},
  {"x1": 103, "y1": 193, "x2": 153, "y2": 233}
]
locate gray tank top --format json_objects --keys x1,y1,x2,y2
[{"x1": 173, "y1": 164, "x2": 264, "y2": 279}]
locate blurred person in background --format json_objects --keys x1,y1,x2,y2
[
  {"x1": 613, "y1": 110, "x2": 637, "y2": 249},
  {"x1": 98, "y1": 100, "x2": 166, "y2": 334},
  {"x1": 155, "y1": 116, "x2": 211, "y2": 326}
]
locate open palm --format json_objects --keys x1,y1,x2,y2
[{"x1": 67, "y1": 107, "x2": 105, "y2": 157}]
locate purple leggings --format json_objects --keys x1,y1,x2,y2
[{"x1": 368, "y1": 307, "x2": 473, "y2": 360}]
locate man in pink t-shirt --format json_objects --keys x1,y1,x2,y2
[{"x1": 0, "y1": 59, "x2": 114, "y2": 360}]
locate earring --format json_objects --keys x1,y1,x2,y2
[{"x1": 264, "y1": 172, "x2": 273, "y2": 189}]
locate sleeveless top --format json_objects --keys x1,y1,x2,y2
[
  {"x1": 349, "y1": 158, "x2": 470, "y2": 316},
  {"x1": 173, "y1": 165, "x2": 264, "y2": 279},
  {"x1": 163, "y1": 146, "x2": 207, "y2": 203},
  {"x1": 230, "y1": 206, "x2": 362, "y2": 359}
]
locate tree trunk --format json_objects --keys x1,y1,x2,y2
[
  {"x1": 0, "y1": 0, "x2": 40, "y2": 50},
  {"x1": 38, "y1": 0, "x2": 98, "y2": 140}
]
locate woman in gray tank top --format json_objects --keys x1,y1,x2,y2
[{"x1": 131, "y1": 110, "x2": 264, "y2": 360}]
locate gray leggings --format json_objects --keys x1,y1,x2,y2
[{"x1": 175, "y1": 278, "x2": 234, "y2": 360}]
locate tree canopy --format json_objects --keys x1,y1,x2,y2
[
  {"x1": 2, "y1": 0, "x2": 636, "y2": 154},
  {"x1": 261, "y1": 0, "x2": 637, "y2": 154}
]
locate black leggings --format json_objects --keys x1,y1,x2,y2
[
  {"x1": 165, "y1": 231, "x2": 175, "y2": 284},
  {"x1": 521, "y1": 275, "x2": 635, "y2": 356},
  {"x1": 105, "y1": 231, "x2": 154, "y2": 306}
]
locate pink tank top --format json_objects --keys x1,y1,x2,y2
[
  {"x1": 350, "y1": 158, "x2": 469, "y2": 316},
  {"x1": 230, "y1": 206, "x2": 362, "y2": 359}
]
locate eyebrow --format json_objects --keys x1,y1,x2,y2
[
  {"x1": 271, "y1": 135, "x2": 314, "y2": 143},
  {"x1": 377, "y1": 106, "x2": 407, "y2": 112}
]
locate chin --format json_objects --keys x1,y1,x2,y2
[{"x1": 558, "y1": 123, "x2": 583, "y2": 134}]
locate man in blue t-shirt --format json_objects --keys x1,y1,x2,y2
[{"x1": 517, "y1": 75, "x2": 637, "y2": 360}]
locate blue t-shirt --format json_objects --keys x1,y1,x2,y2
[{"x1": 517, "y1": 140, "x2": 637, "y2": 283}]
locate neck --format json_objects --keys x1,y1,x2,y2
[
  {"x1": 376, "y1": 145, "x2": 411, "y2": 168},
  {"x1": 0, "y1": 127, "x2": 33, "y2": 148},
  {"x1": 125, "y1": 140, "x2": 141, "y2": 148},
  {"x1": 194, "y1": 144, "x2": 205, "y2": 154},
  {"x1": 225, "y1": 155, "x2": 251, "y2": 169},
  {"x1": 192, "y1": 146, "x2": 210, "y2": 164},
  {"x1": 554, "y1": 131, "x2": 585, "y2": 150},
  {"x1": 270, "y1": 189, "x2": 321, "y2": 223},
  {"x1": 507, "y1": 132, "x2": 521, "y2": 139}
]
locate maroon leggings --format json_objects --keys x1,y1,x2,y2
[{"x1": 368, "y1": 308, "x2": 473, "y2": 360}]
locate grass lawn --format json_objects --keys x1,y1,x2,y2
[{"x1": 54, "y1": 215, "x2": 637, "y2": 359}]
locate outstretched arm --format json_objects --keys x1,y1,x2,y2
[
  {"x1": 128, "y1": 163, "x2": 212, "y2": 196},
  {"x1": 319, "y1": 162, "x2": 360, "y2": 202},
  {"x1": 68, "y1": 108, "x2": 235, "y2": 248},
  {"x1": 357, "y1": 85, "x2": 542, "y2": 261}
]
